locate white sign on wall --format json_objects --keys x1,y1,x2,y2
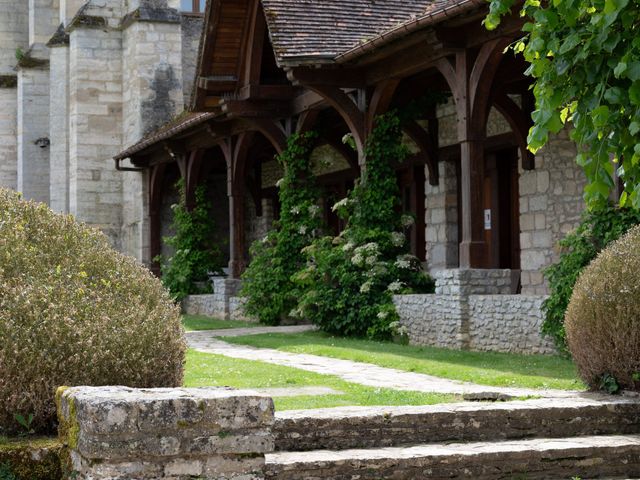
[{"x1": 484, "y1": 209, "x2": 492, "y2": 230}]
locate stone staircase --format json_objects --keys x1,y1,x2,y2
[{"x1": 265, "y1": 395, "x2": 640, "y2": 479}]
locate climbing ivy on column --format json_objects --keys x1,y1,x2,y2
[
  {"x1": 241, "y1": 132, "x2": 323, "y2": 325},
  {"x1": 156, "y1": 180, "x2": 224, "y2": 301},
  {"x1": 294, "y1": 112, "x2": 435, "y2": 340}
]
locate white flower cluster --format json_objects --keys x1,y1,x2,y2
[
  {"x1": 400, "y1": 214, "x2": 415, "y2": 228},
  {"x1": 298, "y1": 225, "x2": 308, "y2": 235},
  {"x1": 360, "y1": 281, "x2": 373, "y2": 293},
  {"x1": 387, "y1": 280, "x2": 404, "y2": 293},
  {"x1": 342, "y1": 242, "x2": 355, "y2": 252},
  {"x1": 391, "y1": 231, "x2": 405, "y2": 247},
  {"x1": 332, "y1": 198, "x2": 350, "y2": 212},
  {"x1": 290, "y1": 206, "x2": 301, "y2": 215},
  {"x1": 394, "y1": 258, "x2": 412, "y2": 269},
  {"x1": 308, "y1": 204, "x2": 321, "y2": 217}
]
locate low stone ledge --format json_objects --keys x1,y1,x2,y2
[
  {"x1": 273, "y1": 397, "x2": 640, "y2": 452},
  {"x1": 57, "y1": 386, "x2": 274, "y2": 479}
]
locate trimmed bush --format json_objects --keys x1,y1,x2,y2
[
  {"x1": 0, "y1": 189, "x2": 185, "y2": 435},
  {"x1": 565, "y1": 224, "x2": 640, "y2": 392},
  {"x1": 542, "y1": 205, "x2": 640, "y2": 352}
]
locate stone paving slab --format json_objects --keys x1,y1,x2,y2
[
  {"x1": 241, "y1": 386, "x2": 343, "y2": 398},
  {"x1": 186, "y1": 331, "x2": 578, "y2": 398},
  {"x1": 211, "y1": 325, "x2": 315, "y2": 337}
]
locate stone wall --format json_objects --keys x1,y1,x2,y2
[
  {"x1": 29, "y1": 0, "x2": 60, "y2": 46},
  {"x1": 520, "y1": 129, "x2": 585, "y2": 294},
  {"x1": 57, "y1": 386, "x2": 275, "y2": 480},
  {"x1": 0, "y1": 0, "x2": 29, "y2": 76},
  {"x1": 394, "y1": 271, "x2": 556, "y2": 354},
  {"x1": 0, "y1": 87, "x2": 18, "y2": 190},
  {"x1": 424, "y1": 160, "x2": 458, "y2": 270},
  {"x1": 183, "y1": 278, "x2": 242, "y2": 319},
  {"x1": 17, "y1": 61, "x2": 51, "y2": 204},
  {"x1": 181, "y1": 14, "x2": 203, "y2": 105},
  {"x1": 434, "y1": 269, "x2": 516, "y2": 295},
  {"x1": 48, "y1": 44, "x2": 69, "y2": 212},
  {"x1": 121, "y1": 5, "x2": 183, "y2": 261}
]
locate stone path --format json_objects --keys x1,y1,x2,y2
[
  {"x1": 213, "y1": 325, "x2": 315, "y2": 337},
  {"x1": 187, "y1": 330, "x2": 577, "y2": 398}
]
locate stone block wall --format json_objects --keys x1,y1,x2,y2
[
  {"x1": 0, "y1": 87, "x2": 18, "y2": 190},
  {"x1": 29, "y1": 0, "x2": 60, "y2": 46},
  {"x1": 49, "y1": 44, "x2": 69, "y2": 212},
  {"x1": 57, "y1": 386, "x2": 275, "y2": 480},
  {"x1": 17, "y1": 62, "x2": 51, "y2": 204},
  {"x1": 468, "y1": 295, "x2": 555, "y2": 354},
  {"x1": 425, "y1": 160, "x2": 458, "y2": 270},
  {"x1": 121, "y1": 5, "x2": 183, "y2": 261},
  {"x1": 68, "y1": 2, "x2": 124, "y2": 247},
  {"x1": 182, "y1": 278, "x2": 245, "y2": 320},
  {"x1": 520, "y1": 129, "x2": 585, "y2": 294},
  {"x1": 394, "y1": 291, "x2": 556, "y2": 354},
  {"x1": 434, "y1": 268, "x2": 515, "y2": 295},
  {"x1": 181, "y1": 13, "x2": 203, "y2": 105}
]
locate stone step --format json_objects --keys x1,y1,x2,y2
[
  {"x1": 274, "y1": 396, "x2": 640, "y2": 451},
  {"x1": 265, "y1": 434, "x2": 640, "y2": 480}
]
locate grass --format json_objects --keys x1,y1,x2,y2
[
  {"x1": 184, "y1": 349, "x2": 459, "y2": 410},
  {"x1": 223, "y1": 331, "x2": 585, "y2": 391},
  {"x1": 182, "y1": 315, "x2": 258, "y2": 332}
]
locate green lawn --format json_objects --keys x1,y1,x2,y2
[
  {"x1": 223, "y1": 331, "x2": 585, "y2": 391},
  {"x1": 182, "y1": 315, "x2": 258, "y2": 332},
  {"x1": 184, "y1": 349, "x2": 458, "y2": 410}
]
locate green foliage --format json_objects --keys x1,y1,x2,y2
[
  {"x1": 0, "y1": 188, "x2": 185, "y2": 435},
  {"x1": 241, "y1": 132, "x2": 323, "y2": 325},
  {"x1": 0, "y1": 463, "x2": 16, "y2": 480},
  {"x1": 295, "y1": 112, "x2": 435, "y2": 340},
  {"x1": 565, "y1": 224, "x2": 640, "y2": 392},
  {"x1": 485, "y1": 0, "x2": 640, "y2": 208},
  {"x1": 157, "y1": 180, "x2": 224, "y2": 301},
  {"x1": 542, "y1": 205, "x2": 640, "y2": 351},
  {"x1": 12, "y1": 415, "x2": 34, "y2": 437}
]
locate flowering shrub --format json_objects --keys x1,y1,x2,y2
[
  {"x1": 0, "y1": 189, "x2": 185, "y2": 435},
  {"x1": 294, "y1": 112, "x2": 435, "y2": 339},
  {"x1": 241, "y1": 132, "x2": 323, "y2": 325},
  {"x1": 156, "y1": 180, "x2": 224, "y2": 300}
]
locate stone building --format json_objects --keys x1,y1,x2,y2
[
  {"x1": 1, "y1": 0, "x2": 590, "y2": 353},
  {"x1": 0, "y1": 0, "x2": 204, "y2": 259}
]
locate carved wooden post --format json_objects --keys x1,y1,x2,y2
[
  {"x1": 455, "y1": 50, "x2": 487, "y2": 268},
  {"x1": 148, "y1": 163, "x2": 166, "y2": 276},
  {"x1": 222, "y1": 138, "x2": 246, "y2": 279}
]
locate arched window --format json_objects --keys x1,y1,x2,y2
[{"x1": 180, "y1": 0, "x2": 206, "y2": 13}]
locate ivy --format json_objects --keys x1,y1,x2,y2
[
  {"x1": 241, "y1": 132, "x2": 323, "y2": 325},
  {"x1": 485, "y1": 0, "x2": 640, "y2": 208},
  {"x1": 294, "y1": 112, "x2": 435, "y2": 340},
  {"x1": 155, "y1": 180, "x2": 224, "y2": 301},
  {"x1": 542, "y1": 204, "x2": 640, "y2": 352}
]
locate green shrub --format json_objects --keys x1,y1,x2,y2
[
  {"x1": 157, "y1": 181, "x2": 224, "y2": 300},
  {"x1": 566, "y1": 224, "x2": 640, "y2": 392},
  {"x1": 0, "y1": 189, "x2": 185, "y2": 435},
  {"x1": 542, "y1": 205, "x2": 640, "y2": 352},
  {"x1": 241, "y1": 132, "x2": 323, "y2": 325},
  {"x1": 294, "y1": 112, "x2": 435, "y2": 339}
]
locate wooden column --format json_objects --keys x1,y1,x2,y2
[
  {"x1": 222, "y1": 139, "x2": 246, "y2": 279},
  {"x1": 455, "y1": 49, "x2": 487, "y2": 269},
  {"x1": 148, "y1": 163, "x2": 166, "y2": 276}
]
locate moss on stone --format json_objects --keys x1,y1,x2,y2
[
  {"x1": 0, "y1": 436, "x2": 64, "y2": 480},
  {"x1": 55, "y1": 388, "x2": 79, "y2": 451},
  {"x1": 0, "y1": 76, "x2": 17, "y2": 89}
]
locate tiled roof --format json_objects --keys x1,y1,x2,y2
[
  {"x1": 262, "y1": 0, "x2": 454, "y2": 64},
  {"x1": 114, "y1": 112, "x2": 217, "y2": 161}
]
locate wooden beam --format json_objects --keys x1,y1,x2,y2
[
  {"x1": 287, "y1": 66, "x2": 367, "y2": 88},
  {"x1": 220, "y1": 99, "x2": 293, "y2": 118},
  {"x1": 237, "y1": 84, "x2": 300, "y2": 101}
]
